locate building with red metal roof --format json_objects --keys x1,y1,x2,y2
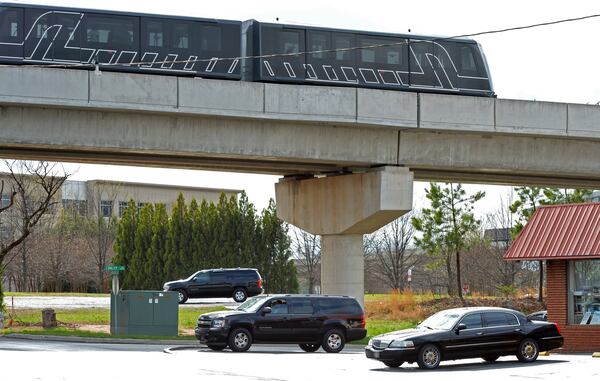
[{"x1": 504, "y1": 203, "x2": 600, "y2": 352}]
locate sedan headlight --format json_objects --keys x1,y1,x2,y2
[
  {"x1": 368, "y1": 339, "x2": 373, "y2": 347},
  {"x1": 388, "y1": 340, "x2": 414, "y2": 348},
  {"x1": 211, "y1": 319, "x2": 225, "y2": 328}
]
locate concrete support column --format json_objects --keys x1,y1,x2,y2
[
  {"x1": 321, "y1": 234, "x2": 364, "y2": 305},
  {"x1": 276, "y1": 166, "x2": 413, "y2": 306}
]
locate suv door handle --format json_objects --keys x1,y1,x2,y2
[{"x1": 514, "y1": 328, "x2": 522, "y2": 332}]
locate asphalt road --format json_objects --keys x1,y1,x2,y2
[
  {"x1": 4, "y1": 295, "x2": 237, "y2": 309},
  {"x1": 0, "y1": 337, "x2": 597, "y2": 381}
]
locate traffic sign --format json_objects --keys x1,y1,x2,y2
[{"x1": 104, "y1": 265, "x2": 126, "y2": 271}]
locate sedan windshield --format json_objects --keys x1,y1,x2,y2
[
  {"x1": 236, "y1": 296, "x2": 268, "y2": 312},
  {"x1": 418, "y1": 310, "x2": 461, "y2": 330}
]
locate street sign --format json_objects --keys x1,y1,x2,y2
[{"x1": 104, "y1": 265, "x2": 126, "y2": 271}]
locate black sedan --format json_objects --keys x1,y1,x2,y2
[{"x1": 365, "y1": 307, "x2": 563, "y2": 369}]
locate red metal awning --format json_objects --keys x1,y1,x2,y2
[{"x1": 504, "y1": 203, "x2": 600, "y2": 261}]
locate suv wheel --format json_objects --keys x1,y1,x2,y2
[
  {"x1": 417, "y1": 344, "x2": 441, "y2": 369},
  {"x1": 232, "y1": 288, "x2": 248, "y2": 303},
  {"x1": 322, "y1": 328, "x2": 345, "y2": 353},
  {"x1": 228, "y1": 327, "x2": 252, "y2": 352},
  {"x1": 176, "y1": 289, "x2": 188, "y2": 304},
  {"x1": 299, "y1": 343, "x2": 320, "y2": 352},
  {"x1": 207, "y1": 344, "x2": 226, "y2": 351},
  {"x1": 516, "y1": 338, "x2": 539, "y2": 363}
]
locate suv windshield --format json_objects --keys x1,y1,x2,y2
[
  {"x1": 236, "y1": 296, "x2": 268, "y2": 312},
  {"x1": 418, "y1": 310, "x2": 461, "y2": 330}
]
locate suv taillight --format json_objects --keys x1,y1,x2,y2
[
  {"x1": 554, "y1": 323, "x2": 561, "y2": 335},
  {"x1": 360, "y1": 315, "x2": 366, "y2": 329},
  {"x1": 257, "y1": 278, "x2": 262, "y2": 289}
]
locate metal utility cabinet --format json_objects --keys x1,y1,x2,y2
[{"x1": 110, "y1": 290, "x2": 178, "y2": 336}]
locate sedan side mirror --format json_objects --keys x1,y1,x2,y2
[
  {"x1": 262, "y1": 307, "x2": 272, "y2": 315},
  {"x1": 455, "y1": 323, "x2": 467, "y2": 333}
]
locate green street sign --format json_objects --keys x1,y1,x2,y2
[{"x1": 104, "y1": 265, "x2": 126, "y2": 271}]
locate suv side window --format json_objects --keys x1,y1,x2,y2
[
  {"x1": 269, "y1": 299, "x2": 288, "y2": 314},
  {"x1": 289, "y1": 298, "x2": 314, "y2": 314},
  {"x1": 194, "y1": 272, "x2": 210, "y2": 284},
  {"x1": 459, "y1": 313, "x2": 483, "y2": 329},
  {"x1": 210, "y1": 272, "x2": 226, "y2": 283},
  {"x1": 316, "y1": 298, "x2": 362, "y2": 315}
]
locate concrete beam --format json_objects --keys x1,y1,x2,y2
[{"x1": 275, "y1": 167, "x2": 413, "y2": 235}]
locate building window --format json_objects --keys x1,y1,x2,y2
[
  {"x1": 137, "y1": 202, "x2": 147, "y2": 213},
  {"x1": 100, "y1": 200, "x2": 113, "y2": 217},
  {"x1": 570, "y1": 259, "x2": 600, "y2": 324},
  {"x1": 118, "y1": 201, "x2": 128, "y2": 218},
  {"x1": 1, "y1": 194, "x2": 11, "y2": 208}
]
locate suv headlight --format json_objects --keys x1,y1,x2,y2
[
  {"x1": 211, "y1": 319, "x2": 225, "y2": 328},
  {"x1": 388, "y1": 340, "x2": 414, "y2": 349}
]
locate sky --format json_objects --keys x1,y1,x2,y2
[{"x1": 4, "y1": 0, "x2": 600, "y2": 214}]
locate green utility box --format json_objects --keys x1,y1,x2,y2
[{"x1": 110, "y1": 290, "x2": 178, "y2": 336}]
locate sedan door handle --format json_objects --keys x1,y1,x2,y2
[{"x1": 476, "y1": 332, "x2": 484, "y2": 336}]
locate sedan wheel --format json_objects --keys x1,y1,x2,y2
[
  {"x1": 516, "y1": 338, "x2": 539, "y2": 363},
  {"x1": 322, "y1": 329, "x2": 345, "y2": 353},
  {"x1": 417, "y1": 344, "x2": 441, "y2": 370},
  {"x1": 228, "y1": 327, "x2": 252, "y2": 352},
  {"x1": 299, "y1": 343, "x2": 320, "y2": 352}
]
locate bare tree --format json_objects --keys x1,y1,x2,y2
[
  {"x1": 365, "y1": 214, "x2": 418, "y2": 291},
  {"x1": 0, "y1": 161, "x2": 69, "y2": 305},
  {"x1": 291, "y1": 227, "x2": 320, "y2": 293},
  {"x1": 79, "y1": 182, "x2": 119, "y2": 293}
]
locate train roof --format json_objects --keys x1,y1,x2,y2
[
  {"x1": 245, "y1": 19, "x2": 479, "y2": 45},
  {"x1": 0, "y1": 2, "x2": 241, "y2": 25},
  {"x1": 1, "y1": 3, "x2": 478, "y2": 44}
]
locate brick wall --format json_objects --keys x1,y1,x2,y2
[{"x1": 547, "y1": 260, "x2": 600, "y2": 352}]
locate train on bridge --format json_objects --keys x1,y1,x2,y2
[{"x1": 0, "y1": 2, "x2": 494, "y2": 97}]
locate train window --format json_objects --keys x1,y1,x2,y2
[
  {"x1": 460, "y1": 45, "x2": 477, "y2": 71},
  {"x1": 360, "y1": 38, "x2": 376, "y2": 63},
  {"x1": 172, "y1": 22, "x2": 190, "y2": 49},
  {"x1": 333, "y1": 34, "x2": 353, "y2": 61},
  {"x1": 0, "y1": 8, "x2": 21, "y2": 41},
  {"x1": 200, "y1": 25, "x2": 221, "y2": 51},
  {"x1": 86, "y1": 16, "x2": 134, "y2": 45},
  {"x1": 146, "y1": 20, "x2": 164, "y2": 48},
  {"x1": 309, "y1": 32, "x2": 328, "y2": 59},
  {"x1": 280, "y1": 30, "x2": 300, "y2": 54},
  {"x1": 25, "y1": 10, "x2": 50, "y2": 40}
]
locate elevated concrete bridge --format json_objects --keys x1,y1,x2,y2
[{"x1": 1, "y1": 66, "x2": 599, "y2": 304}]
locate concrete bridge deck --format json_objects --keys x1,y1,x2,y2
[{"x1": 1, "y1": 66, "x2": 599, "y2": 187}]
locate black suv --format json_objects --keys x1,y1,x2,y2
[
  {"x1": 195, "y1": 294, "x2": 367, "y2": 352},
  {"x1": 163, "y1": 268, "x2": 263, "y2": 303}
]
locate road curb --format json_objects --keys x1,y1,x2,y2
[{"x1": 1, "y1": 333, "x2": 197, "y2": 345}]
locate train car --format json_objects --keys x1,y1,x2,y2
[
  {"x1": 242, "y1": 20, "x2": 494, "y2": 96},
  {"x1": 0, "y1": 2, "x2": 241, "y2": 79}
]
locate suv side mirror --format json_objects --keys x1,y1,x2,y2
[
  {"x1": 262, "y1": 307, "x2": 272, "y2": 315},
  {"x1": 455, "y1": 323, "x2": 467, "y2": 333}
]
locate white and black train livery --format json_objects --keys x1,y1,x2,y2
[{"x1": 0, "y1": 3, "x2": 494, "y2": 96}]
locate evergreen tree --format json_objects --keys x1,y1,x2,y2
[
  {"x1": 412, "y1": 183, "x2": 485, "y2": 302},
  {"x1": 113, "y1": 199, "x2": 137, "y2": 288},
  {"x1": 165, "y1": 193, "x2": 190, "y2": 279},
  {"x1": 146, "y1": 203, "x2": 168, "y2": 289},
  {"x1": 130, "y1": 203, "x2": 154, "y2": 289},
  {"x1": 258, "y1": 200, "x2": 299, "y2": 293}
]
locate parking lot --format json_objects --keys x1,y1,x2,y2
[{"x1": 1, "y1": 337, "x2": 597, "y2": 380}]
